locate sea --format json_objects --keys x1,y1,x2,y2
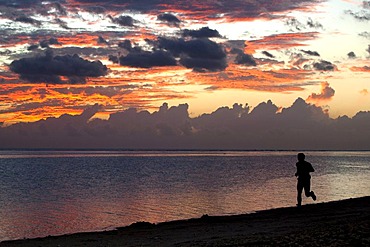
[{"x1": 0, "y1": 150, "x2": 369, "y2": 241}]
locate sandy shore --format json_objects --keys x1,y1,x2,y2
[{"x1": 1, "y1": 197, "x2": 369, "y2": 246}]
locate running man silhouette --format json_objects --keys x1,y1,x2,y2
[{"x1": 295, "y1": 153, "x2": 316, "y2": 206}]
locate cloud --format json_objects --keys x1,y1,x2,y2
[
  {"x1": 345, "y1": 10, "x2": 370, "y2": 21},
  {"x1": 301, "y1": 50, "x2": 320, "y2": 56},
  {"x1": 0, "y1": 85, "x2": 33, "y2": 96},
  {"x1": 182, "y1": 27, "x2": 221, "y2": 38},
  {"x1": 97, "y1": 36, "x2": 108, "y2": 45},
  {"x1": 306, "y1": 82, "x2": 335, "y2": 104},
  {"x1": 350, "y1": 66, "x2": 370, "y2": 72},
  {"x1": 27, "y1": 44, "x2": 39, "y2": 51},
  {"x1": 14, "y1": 15, "x2": 41, "y2": 25},
  {"x1": 306, "y1": 17, "x2": 323, "y2": 29},
  {"x1": 347, "y1": 51, "x2": 356, "y2": 58},
  {"x1": 52, "y1": 2, "x2": 67, "y2": 15},
  {"x1": 119, "y1": 50, "x2": 177, "y2": 68},
  {"x1": 181, "y1": 57, "x2": 227, "y2": 72},
  {"x1": 114, "y1": 37, "x2": 227, "y2": 70},
  {"x1": 39, "y1": 38, "x2": 61, "y2": 48},
  {"x1": 313, "y1": 60, "x2": 336, "y2": 71},
  {"x1": 1, "y1": 98, "x2": 369, "y2": 150},
  {"x1": 359, "y1": 32, "x2": 370, "y2": 39},
  {"x1": 0, "y1": 0, "x2": 43, "y2": 7},
  {"x1": 108, "y1": 55, "x2": 119, "y2": 63},
  {"x1": 245, "y1": 32, "x2": 320, "y2": 54},
  {"x1": 157, "y1": 13, "x2": 181, "y2": 26},
  {"x1": 158, "y1": 37, "x2": 227, "y2": 71},
  {"x1": 345, "y1": 2, "x2": 370, "y2": 21},
  {"x1": 285, "y1": 17, "x2": 323, "y2": 31},
  {"x1": 234, "y1": 53, "x2": 257, "y2": 66},
  {"x1": 262, "y1": 51, "x2": 275, "y2": 58},
  {"x1": 67, "y1": 0, "x2": 323, "y2": 21},
  {"x1": 9, "y1": 50, "x2": 108, "y2": 84},
  {"x1": 110, "y1": 15, "x2": 135, "y2": 26}
]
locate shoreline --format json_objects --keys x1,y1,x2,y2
[{"x1": 1, "y1": 196, "x2": 369, "y2": 246}]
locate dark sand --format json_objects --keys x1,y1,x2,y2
[{"x1": 1, "y1": 197, "x2": 369, "y2": 247}]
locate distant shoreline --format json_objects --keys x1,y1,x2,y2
[
  {"x1": 1, "y1": 196, "x2": 369, "y2": 246},
  {"x1": 1, "y1": 148, "x2": 370, "y2": 152}
]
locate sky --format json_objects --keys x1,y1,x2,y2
[{"x1": 0, "y1": 0, "x2": 369, "y2": 149}]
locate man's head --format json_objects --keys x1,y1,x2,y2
[{"x1": 297, "y1": 153, "x2": 305, "y2": 161}]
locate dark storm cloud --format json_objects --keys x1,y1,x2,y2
[
  {"x1": 39, "y1": 38, "x2": 61, "y2": 48},
  {"x1": 232, "y1": 48, "x2": 256, "y2": 66},
  {"x1": 110, "y1": 15, "x2": 135, "y2": 27},
  {"x1": 39, "y1": 40, "x2": 49, "y2": 48},
  {"x1": 158, "y1": 37, "x2": 227, "y2": 71},
  {"x1": 235, "y1": 53, "x2": 257, "y2": 66},
  {"x1": 180, "y1": 57, "x2": 227, "y2": 71},
  {"x1": 1, "y1": 98, "x2": 369, "y2": 150},
  {"x1": 27, "y1": 44, "x2": 39, "y2": 51},
  {"x1": 118, "y1": 40, "x2": 134, "y2": 51},
  {"x1": 313, "y1": 60, "x2": 335, "y2": 71},
  {"x1": 55, "y1": 18, "x2": 70, "y2": 29},
  {"x1": 14, "y1": 15, "x2": 41, "y2": 25},
  {"x1": 108, "y1": 55, "x2": 119, "y2": 63},
  {"x1": 97, "y1": 36, "x2": 108, "y2": 45},
  {"x1": 53, "y1": 2, "x2": 67, "y2": 15},
  {"x1": 301, "y1": 50, "x2": 320, "y2": 56},
  {"x1": 86, "y1": 6, "x2": 106, "y2": 14},
  {"x1": 347, "y1": 51, "x2": 356, "y2": 59},
  {"x1": 182, "y1": 27, "x2": 221, "y2": 38},
  {"x1": 157, "y1": 13, "x2": 181, "y2": 25},
  {"x1": 9, "y1": 50, "x2": 108, "y2": 84},
  {"x1": 119, "y1": 50, "x2": 177, "y2": 68},
  {"x1": 262, "y1": 51, "x2": 275, "y2": 58}
]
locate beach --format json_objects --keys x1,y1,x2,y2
[{"x1": 1, "y1": 196, "x2": 369, "y2": 246}]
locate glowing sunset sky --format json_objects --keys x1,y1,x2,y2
[{"x1": 0, "y1": 0, "x2": 369, "y2": 149}]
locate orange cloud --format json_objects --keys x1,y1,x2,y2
[
  {"x1": 0, "y1": 69, "x2": 194, "y2": 125},
  {"x1": 244, "y1": 32, "x2": 319, "y2": 54},
  {"x1": 350, "y1": 66, "x2": 370, "y2": 72},
  {"x1": 306, "y1": 82, "x2": 335, "y2": 104},
  {"x1": 56, "y1": 34, "x2": 105, "y2": 47},
  {"x1": 124, "y1": 29, "x2": 159, "y2": 43},
  {"x1": 185, "y1": 64, "x2": 314, "y2": 92}
]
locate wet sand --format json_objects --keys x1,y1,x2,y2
[{"x1": 1, "y1": 196, "x2": 369, "y2": 246}]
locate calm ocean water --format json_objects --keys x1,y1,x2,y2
[{"x1": 0, "y1": 150, "x2": 369, "y2": 241}]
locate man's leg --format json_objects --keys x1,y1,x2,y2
[
  {"x1": 297, "y1": 181, "x2": 303, "y2": 206},
  {"x1": 304, "y1": 180, "x2": 316, "y2": 201}
]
